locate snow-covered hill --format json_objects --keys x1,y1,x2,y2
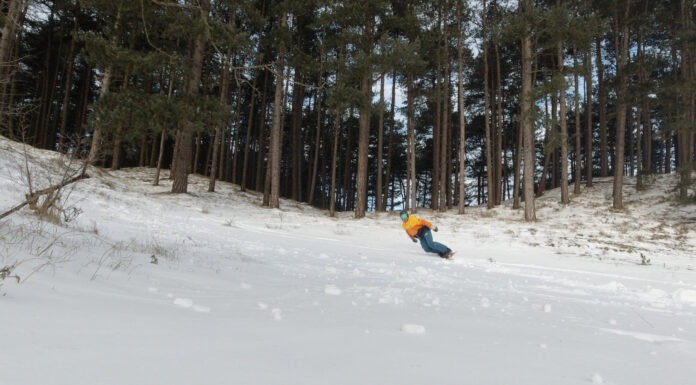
[{"x1": 1, "y1": 135, "x2": 695, "y2": 385}]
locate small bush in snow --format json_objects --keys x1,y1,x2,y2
[{"x1": 0, "y1": 264, "x2": 20, "y2": 284}]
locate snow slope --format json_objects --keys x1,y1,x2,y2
[{"x1": 1, "y1": 135, "x2": 695, "y2": 385}]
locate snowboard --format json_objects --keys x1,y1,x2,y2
[{"x1": 442, "y1": 251, "x2": 455, "y2": 260}]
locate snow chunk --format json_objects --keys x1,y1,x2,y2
[
  {"x1": 401, "y1": 324, "x2": 426, "y2": 335},
  {"x1": 673, "y1": 289, "x2": 696, "y2": 305},
  {"x1": 173, "y1": 298, "x2": 193, "y2": 308},
  {"x1": 544, "y1": 304, "x2": 552, "y2": 313},
  {"x1": 324, "y1": 285, "x2": 342, "y2": 296},
  {"x1": 591, "y1": 373, "x2": 604, "y2": 384},
  {"x1": 192, "y1": 305, "x2": 211, "y2": 313},
  {"x1": 173, "y1": 298, "x2": 209, "y2": 313},
  {"x1": 600, "y1": 328, "x2": 684, "y2": 343},
  {"x1": 599, "y1": 281, "x2": 627, "y2": 292}
]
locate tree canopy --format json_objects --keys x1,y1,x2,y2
[{"x1": 1, "y1": 0, "x2": 694, "y2": 218}]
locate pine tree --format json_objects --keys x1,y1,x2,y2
[
  {"x1": 520, "y1": 0, "x2": 537, "y2": 221},
  {"x1": 172, "y1": 0, "x2": 210, "y2": 193},
  {"x1": 611, "y1": 0, "x2": 630, "y2": 210}
]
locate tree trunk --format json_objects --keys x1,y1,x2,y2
[
  {"x1": 172, "y1": 0, "x2": 209, "y2": 194},
  {"x1": 513, "y1": 121, "x2": 522, "y2": 210},
  {"x1": 585, "y1": 46, "x2": 594, "y2": 187},
  {"x1": 573, "y1": 46, "x2": 582, "y2": 195},
  {"x1": 678, "y1": 0, "x2": 694, "y2": 200},
  {"x1": 343, "y1": 110, "x2": 354, "y2": 211},
  {"x1": 376, "y1": 73, "x2": 385, "y2": 212},
  {"x1": 329, "y1": 108, "x2": 340, "y2": 217},
  {"x1": 88, "y1": 4, "x2": 121, "y2": 165},
  {"x1": 241, "y1": 76, "x2": 257, "y2": 192},
  {"x1": 0, "y1": 0, "x2": 26, "y2": 130},
  {"x1": 308, "y1": 88, "x2": 322, "y2": 205},
  {"x1": 494, "y1": 44, "x2": 504, "y2": 206},
  {"x1": 230, "y1": 85, "x2": 243, "y2": 183},
  {"x1": 558, "y1": 33, "x2": 570, "y2": 204},
  {"x1": 407, "y1": 72, "x2": 417, "y2": 212},
  {"x1": 154, "y1": 65, "x2": 175, "y2": 186},
  {"x1": 457, "y1": 2, "x2": 467, "y2": 215},
  {"x1": 612, "y1": 1, "x2": 631, "y2": 209},
  {"x1": 483, "y1": 0, "x2": 494, "y2": 209},
  {"x1": 267, "y1": 12, "x2": 287, "y2": 209},
  {"x1": 256, "y1": 71, "x2": 271, "y2": 192},
  {"x1": 291, "y1": 71, "x2": 304, "y2": 201},
  {"x1": 111, "y1": 72, "x2": 130, "y2": 171},
  {"x1": 385, "y1": 70, "x2": 396, "y2": 211},
  {"x1": 432, "y1": 71, "x2": 441, "y2": 210},
  {"x1": 355, "y1": 65, "x2": 371, "y2": 218},
  {"x1": 521, "y1": 0, "x2": 536, "y2": 221},
  {"x1": 439, "y1": 12, "x2": 450, "y2": 212},
  {"x1": 209, "y1": 52, "x2": 231, "y2": 192},
  {"x1": 58, "y1": 19, "x2": 78, "y2": 152},
  {"x1": 596, "y1": 36, "x2": 609, "y2": 177}
]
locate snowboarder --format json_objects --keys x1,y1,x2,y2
[{"x1": 399, "y1": 210, "x2": 453, "y2": 259}]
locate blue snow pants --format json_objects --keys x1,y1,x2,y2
[{"x1": 415, "y1": 227, "x2": 451, "y2": 257}]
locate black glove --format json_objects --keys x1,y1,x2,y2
[
  {"x1": 433, "y1": 226, "x2": 438, "y2": 232},
  {"x1": 412, "y1": 237, "x2": 418, "y2": 243}
]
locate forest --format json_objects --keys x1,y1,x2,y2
[{"x1": 0, "y1": 0, "x2": 694, "y2": 220}]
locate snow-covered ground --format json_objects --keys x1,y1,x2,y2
[{"x1": 1, "y1": 135, "x2": 695, "y2": 385}]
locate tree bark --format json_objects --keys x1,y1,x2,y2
[
  {"x1": 267, "y1": 11, "x2": 287, "y2": 209},
  {"x1": 573, "y1": 46, "x2": 582, "y2": 195},
  {"x1": 0, "y1": 0, "x2": 26, "y2": 130},
  {"x1": 329, "y1": 108, "x2": 340, "y2": 217},
  {"x1": 355, "y1": 15, "x2": 374, "y2": 218},
  {"x1": 457, "y1": 1, "x2": 467, "y2": 215},
  {"x1": 290, "y1": 71, "x2": 304, "y2": 201},
  {"x1": 483, "y1": 0, "x2": 494, "y2": 209},
  {"x1": 407, "y1": 72, "x2": 417, "y2": 212},
  {"x1": 240, "y1": 75, "x2": 257, "y2": 192},
  {"x1": 558, "y1": 29, "x2": 570, "y2": 204},
  {"x1": 355, "y1": 66, "x2": 371, "y2": 218},
  {"x1": 172, "y1": 0, "x2": 209, "y2": 193},
  {"x1": 494, "y1": 44, "x2": 504, "y2": 206},
  {"x1": 677, "y1": 0, "x2": 694, "y2": 200},
  {"x1": 88, "y1": 4, "x2": 121, "y2": 165},
  {"x1": 307, "y1": 87, "x2": 322, "y2": 205},
  {"x1": 385, "y1": 70, "x2": 397, "y2": 211},
  {"x1": 209, "y1": 52, "x2": 231, "y2": 192},
  {"x1": 439, "y1": 11, "x2": 450, "y2": 211},
  {"x1": 585, "y1": 46, "x2": 594, "y2": 187},
  {"x1": 376, "y1": 73, "x2": 385, "y2": 212},
  {"x1": 521, "y1": 0, "x2": 536, "y2": 221},
  {"x1": 58, "y1": 18, "x2": 78, "y2": 152},
  {"x1": 256, "y1": 70, "x2": 271, "y2": 192},
  {"x1": 612, "y1": 0, "x2": 631, "y2": 209},
  {"x1": 596, "y1": 36, "x2": 609, "y2": 177}
]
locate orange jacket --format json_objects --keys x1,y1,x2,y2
[{"x1": 402, "y1": 215, "x2": 433, "y2": 239}]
